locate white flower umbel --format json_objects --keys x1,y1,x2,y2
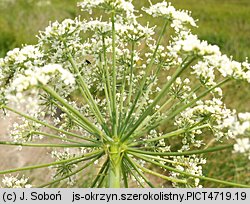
[
  {"x1": 143, "y1": 1, "x2": 197, "y2": 31},
  {"x1": 10, "y1": 64, "x2": 75, "y2": 93},
  {"x1": 168, "y1": 31, "x2": 220, "y2": 57}
]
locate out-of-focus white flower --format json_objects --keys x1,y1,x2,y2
[
  {"x1": 2, "y1": 175, "x2": 32, "y2": 188},
  {"x1": 234, "y1": 138, "x2": 250, "y2": 153},
  {"x1": 234, "y1": 138, "x2": 250, "y2": 160}
]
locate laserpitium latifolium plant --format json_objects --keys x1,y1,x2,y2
[{"x1": 0, "y1": 0, "x2": 250, "y2": 188}]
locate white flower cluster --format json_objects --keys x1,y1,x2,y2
[
  {"x1": 192, "y1": 60, "x2": 216, "y2": 87},
  {"x1": 119, "y1": 22, "x2": 155, "y2": 42},
  {"x1": 170, "y1": 155, "x2": 206, "y2": 188},
  {"x1": 38, "y1": 18, "x2": 82, "y2": 42},
  {"x1": 192, "y1": 55, "x2": 250, "y2": 86},
  {"x1": 2, "y1": 63, "x2": 75, "y2": 113},
  {"x1": 0, "y1": 45, "x2": 44, "y2": 87},
  {"x1": 38, "y1": 18, "x2": 83, "y2": 61},
  {"x1": 175, "y1": 98, "x2": 237, "y2": 142},
  {"x1": 10, "y1": 64, "x2": 75, "y2": 94},
  {"x1": 168, "y1": 77, "x2": 191, "y2": 102},
  {"x1": 51, "y1": 149, "x2": 77, "y2": 185},
  {"x1": 83, "y1": 19, "x2": 111, "y2": 34},
  {"x1": 234, "y1": 138, "x2": 250, "y2": 160},
  {"x1": 1, "y1": 175, "x2": 32, "y2": 188},
  {"x1": 51, "y1": 148, "x2": 76, "y2": 161},
  {"x1": 77, "y1": 0, "x2": 105, "y2": 14},
  {"x1": 168, "y1": 31, "x2": 220, "y2": 58},
  {"x1": 218, "y1": 112, "x2": 250, "y2": 139},
  {"x1": 143, "y1": 1, "x2": 197, "y2": 32},
  {"x1": 230, "y1": 113, "x2": 250, "y2": 159},
  {"x1": 78, "y1": 0, "x2": 134, "y2": 17},
  {"x1": 10, "y1": 118, "x2": 42, "y2": 142}
]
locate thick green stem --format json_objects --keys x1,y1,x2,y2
[{"x1": 108, "y1": 142, "x2": 121, "y2": 188}]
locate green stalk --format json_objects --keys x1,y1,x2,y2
[
  {"x1": 111, "y1": 11, "x2": 118, "y2": 137},
  {"x1": 102, "y1": 35, "x2": 113, "y2": 119},
  {"x1": 135, "y1": 84, "x2": 202, "y2": 137},
  {"x1": 0, "y1": 150, "x2": 102, "y2": 175},
  {"x1": 165, "y1": 78, "x2": 231, "y2": 121},
  {"x1": 97, "y1": 163, "x2": 110, "y2": 188},
  {"x1": 121, "y1": 160, "x2": 129, "y2": 188},
  {"x1": 122, "y1": 57, "x2": 195, "y2": 142},
  {"x1": 32, "y1": 131, "x2": 82, "y2": 144},
  {"x1": 138, "y1": 154, "x2": 188, "y2": 166},
  {"x1": 129, "y1": 124, "x2": 209, "y2": 146},
  {"x1": 0, "y1": 141, "x2": 98, "y2": 148},
  {"x1": 42, "y1": 85, "x2": 98, "y2": 134},
  {"x1": 126, "y1": 83, "x2": 154, "y2": 132},
  {"x1": 118, "y1": 68, "x2": 127, "y2": 134},
  {"x1": 125, "y1": 154, "x2": 155, "y2": 187},
  {"x1": 120, "y1": 21, "x2": 169, "y2": 136},
  {"x1": 122, "y1": 41, "x2": 135, "y2": 121},
  {"x1": 51, "y1": 101, "x2": 96, "y2": 135},
  {"x1": 126, "y1": 62, "x2": 164, "y2": 132},
  {"x1": 130, "y1": 155, "x2": 187, "y2": 184},
  {"x1": 67, "y1": 53, "x2": 110, "y2": 136},
  {"x1": 38, "y1": 152, "x2": 104, "y2": 188},
  {"x1": 127, "y1": 144, "x2": 233, "y2": 156},
  {"x1": 132, "y1": 153, "x2": 250, "y2": 188},
  {"x1": 137, "y1": 79, "x2": 229, "y2": 136},
  {"x1": 99, "y1": 52, "x2": 112, "y2": 121},
  {"x1": 42, "y1": 85, "x2": 112, "y2": 143},
  {"x1": 3, "y1": 105, "x2": 97, "y2": 143},
  {"x1": 91, "y1": 158, "x2": 109, "y2": 187},
  {"x1": 124, "y1": 159, "x2": 145, "y2": 187},
  {"x1": 103, "y1": 76, "x2": 113, "y2": 119},
  {"x1": 118, "y1": 42, "x2": 135, "y2": 134},
  {"x1": 129, "y1": 98, "x2": 173, "y2": 137}
]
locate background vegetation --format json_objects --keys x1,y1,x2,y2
[{"x1": 0, "y1": 0, "x2": 249, "y2": 187}]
